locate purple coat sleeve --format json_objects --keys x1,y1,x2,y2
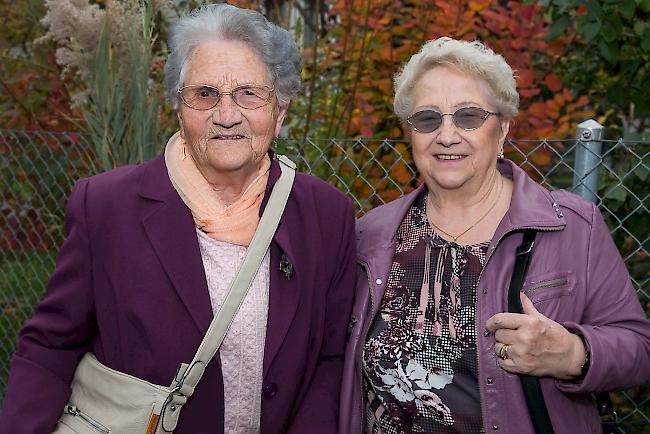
[
  {"x1": 0, "y1": 180, "x2": 96, "y2": 433},
  {"x1": 287, "y1": 200, "x2": 357, "y2": 433},
  {"x1": 558, "y1": 202, "x2": 650, "y2": 393}
]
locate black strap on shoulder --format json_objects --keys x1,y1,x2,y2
[
  {"x1": 507, "y1": 229, "x2": 555, "y2": 434},
  {"x1": 597, "y1": 392, "x2": 622, "y2": 434},
  {"x1": 508, "y1": 230, "x2": 537, "y2": 314}
]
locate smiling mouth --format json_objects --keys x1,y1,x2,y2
[
  {"x1": 435, "y1": 154, "x2": 466, "y2": 160},
  {"x1": 212, "y1": 134, "x2": 246, "y2": 140}
]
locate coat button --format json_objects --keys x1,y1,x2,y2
[
  {"x1": 492, "y1": 425, "x2": 499, "y2": 430},
  {"x1": 482, "y1": 288, "x2": 487, "y2": 294},
  {"x1": 375, "y1": 278, "x2": 383, "y2": 285},
  {"x1": 486, "y1": 377, "x2": 493, "y2": 384},
  {"x1": 483, "y1": 330, "x2": 489, "y2": 337},
  {"x1": 263, "y1": 383, "x2": 278, "y2": 399}
]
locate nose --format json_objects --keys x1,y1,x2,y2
[
  {"x1": 211, "y1": 96, "x2": 242, "y2": 128},
  {"x1": 436, "y1": 115, "x2": 461, "y2": 148}
]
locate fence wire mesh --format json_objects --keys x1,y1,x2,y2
[{"x1": 1, "y1": 129, "x2": 649, "y2": 431}]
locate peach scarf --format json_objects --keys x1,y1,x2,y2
[{"x1": 164, "y1": 132, "x2": 270, "y2": 246}]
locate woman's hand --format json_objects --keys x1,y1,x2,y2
[{"x1": 486, "y1": 293, "x2": 586, "y2": 380}]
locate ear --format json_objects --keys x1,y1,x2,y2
[
  {"x1": 498, "y1": 119, "x2": 510, "y2": 145},
  {"x1": 177, "y1": 111, "x2": 186, "y2": 140},
  {"x1": 274, "y1": 102, "x2": 290, "y2": 137}
]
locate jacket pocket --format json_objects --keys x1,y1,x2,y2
[{"x1": 522, "y1": 271, "x2": 574, "y2": 303}]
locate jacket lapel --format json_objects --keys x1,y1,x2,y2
[
  {"x1": 138, "y1": 155, "x2": 213, "y2": 335},
  {"x1": 259, "y1": 155, "x2": 302, "y2": 374},
  {"x1": 357, "y1": 184, "x2": 425, "y2": 318},
  {"x1": 263, "y1": 220, "x2": 300, "y2": 375}
]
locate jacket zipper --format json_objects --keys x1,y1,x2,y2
[
  {"x1": 475, "y1": 225, "x2": 561, "y2": 431},
  {"x1": 63, "y1": 404, "x2": 111, "y2": 434},
  {"x1": 357, "y1": 260, "x2": 376, "y2": 434},
  {"x1": 523, "y1": 277, "x2": 568, "y2": 296}
]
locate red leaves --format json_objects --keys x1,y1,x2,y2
[
  {"x1": 315, "y1": 0, "x2": 590, "y2": 143},
  {"x1": 544, "y1": 73, "x2": 563, "y2": 91}
]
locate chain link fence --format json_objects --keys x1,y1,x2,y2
[{"x1": 1, "y1": 126, "x2": 649, "y2": 430}]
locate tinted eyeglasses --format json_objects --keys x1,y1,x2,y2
[
  {"x1": 178, "y1": 84, "x2": 275, "y2": 110},
  {"x1": 406, "y1": 107, "x2": 500, "y2": 133}
]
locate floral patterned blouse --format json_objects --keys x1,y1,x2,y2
[{"x1": 362, "y1": 191, "x2": 489, "y2": 434}]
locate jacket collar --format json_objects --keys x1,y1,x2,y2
[
  {"x1": 357, "y1": 159, "x2": 566, "y2": 261},
  {"x1": 492, "y1": 159, "x2": 566, "y2": 241}
]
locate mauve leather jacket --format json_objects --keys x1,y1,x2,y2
[{"x1": 340, "y1": 159, "x2": 650, "y2": 434}]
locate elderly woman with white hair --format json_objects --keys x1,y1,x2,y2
[
  {"x1": 0, "y1": 4, "x2": 356, "y2": 433},
  {"x1": 339, "y1": 37, "x2": 650, "y2": 434}
]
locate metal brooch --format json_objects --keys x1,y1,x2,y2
[{"x1": 279, "y1": 253, "x2": 294, "y2": 279}]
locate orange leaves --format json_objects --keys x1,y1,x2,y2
[
  {"x1": 469, "y1": 0, "x2": 490, "y2": 12},
  {"x1": 514, "y1": 89, "x2": 595, "y2": 140}
]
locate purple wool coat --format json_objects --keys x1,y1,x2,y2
[
  {"x1": 340, "y1": 159, "x2": 650, "y2": 434},
  {"x1": 0, "y1": 152, "x2": 357, "y2": 434}
]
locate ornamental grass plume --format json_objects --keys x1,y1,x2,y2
[
  {"x1": 38, "y1": 0, "x2": 143, "y2": 91},
  {"x1": 38, "y1": 0, "x2": 172, "y2": 168}
]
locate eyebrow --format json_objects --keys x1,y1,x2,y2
[
  {"x1": 182, "y1": 82, "x2": 271, "y2": 88},
  {"x1": 413, "y1": 102, "x2": 489, "y2": 112}
]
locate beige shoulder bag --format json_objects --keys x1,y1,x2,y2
[{"x1": 53, "y1": 155, "x2": 297, "y2": 434}]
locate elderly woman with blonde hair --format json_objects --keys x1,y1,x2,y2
[{"x1": 340, "y1": 37, "x2": 650, "y2": 434}]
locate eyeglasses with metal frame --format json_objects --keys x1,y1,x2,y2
[
  {"x1": 406, "y1": 107, "x2": 500, "y2": 133},
  {"x1": 177, "y1": 84, "x2": 275, "y2": 110}
]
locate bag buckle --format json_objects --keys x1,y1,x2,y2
[{"x1": 516, "y1": 241, "x2": 534, "y2": 256}]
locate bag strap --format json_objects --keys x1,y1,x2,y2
[
  {"x1": 507, "y1": 229, "x2": 555, "y2": 434},
  {"x1": 192, "y1": 155, "x2": 295, "y2": 367},
  {"x1": 166, "y1": 156, "x2": 296, "y2": 404},
  {"x1": 597, "y1": 392, "x2": 621, "y2": 434}
]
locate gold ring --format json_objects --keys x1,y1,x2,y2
[{"x1": 499, "y1": 344, "x2": 510, "y2": 360}]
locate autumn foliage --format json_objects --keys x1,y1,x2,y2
[
  {"x1": 284, "y1": 0, "x2": 594, "y2": 204},
  {"x1": 294, "y1": 0, "x2": 593, "y2": 140}
]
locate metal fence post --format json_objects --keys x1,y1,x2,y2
[{"x1": 573, "y1": 119, "x2": 604, "y2": 203}]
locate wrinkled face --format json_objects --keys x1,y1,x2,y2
[
  {"x1": 177, "y1": 39, "x2": 287, "y2": 183},
  {"x1": 409, "y1": 65, "x2": 509, "y2": 193}
]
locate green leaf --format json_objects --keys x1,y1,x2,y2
[
  {"x1": 633, "y1": 165, "x2": 650, "y2": 181},
  {"x1": 581, "y1": 20, "x2": 602, "y2": 42},
  {"x1": 606, "y1": 185, "x2": 628, "y2": 202},
  {"x1": 586, "y1": 0, "x2": 603, "y2": 15},
  {"x1": 606, "y1": 83, "x2": 627, "y2": 104},
  {"x1": 545, "y1": 14, "x2": 571, "y2": 41},
  {"x1": 633, "y1": 21, "x2": 646, "y2": 35},
  {"x1": 620, "y1": 0, "x2": 637, "y2": 17},
  {"x1": 642, "y1": 28, "x2": 650, "y2": 51},
  {"x1": 546, "y1": 0, "x2": 579, "y2": 10},
  {"x1": 600, "y1": 22, "x2": 619, "y2": 42},
  {"x1": 598, "y1": 40, "x2": 620, "y2": 63}
]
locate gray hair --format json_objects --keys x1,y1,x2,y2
[
  {"x1": 164, "y1": 3, "x2": 301, "y2": 110},
  {"x1": 394, "y1": 37, "x2": 519, "y2": 122}
]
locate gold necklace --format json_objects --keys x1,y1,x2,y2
[{"x1": 427, "y1": 177, "x2": 503, "y2": 243}]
